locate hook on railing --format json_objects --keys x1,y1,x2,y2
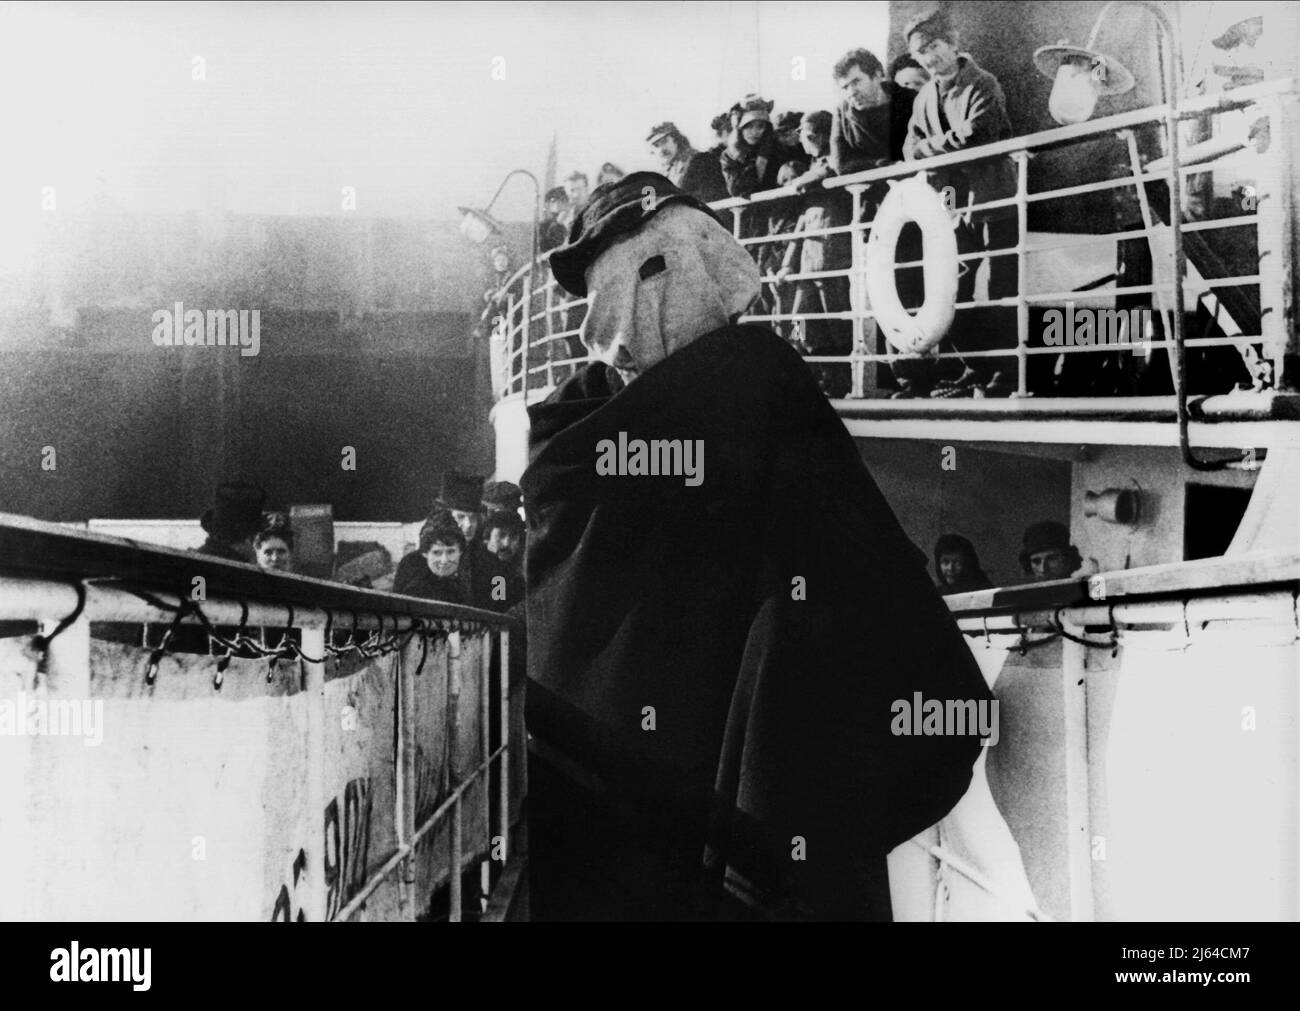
[
  {"x1": 34, "y1": 580, "x2": 87, "y2": 679},
  {"x1": 146, "y1": 598, "x2": 196, "y2": 686}
]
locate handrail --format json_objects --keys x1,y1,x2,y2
[
  {"x1": 942, "y1": 548, "x2": 1300, "y2": 617},
  {"x1": 489, "y1": 75, "x2": 1295, "y2": 412},
  {"x1": 0, "y1": 511, "x2": 514, "y2": 628}
]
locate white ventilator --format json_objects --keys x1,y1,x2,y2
[{"x1": 865, "y1": 174, "x2": 960, "y2": 355}]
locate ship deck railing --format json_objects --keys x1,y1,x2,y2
[
  {"x1": 897, "y1": 548, "x2": 1300, "y2": 922},
  {"x1": 488, "y1": 76, "x2": 1297, "y2": 439},
  {"x1": 0, "y1": 512, "x2": 526, "y2": 922}
]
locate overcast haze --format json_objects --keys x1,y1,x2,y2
[{"x1": 0, "y1": 0, "x2": 889, "y2": 239}]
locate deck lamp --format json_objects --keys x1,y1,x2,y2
[
  {"x1": 458, "y1": 168, "x2": 542, "y2": 403},
  {"x1": 1035, "y1": 3, "x2": 1210, "y2": 472},
  {"x1": 1033, "y1": 6, "x2": 1138, "y2": 126}
]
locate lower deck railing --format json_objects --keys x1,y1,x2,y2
[
  {"x1": 904, "y1": 551, "x2": 1300, "y2": 921},
  {"x1": 0, "y1": 514, "x2": 524, "y2": 922}
]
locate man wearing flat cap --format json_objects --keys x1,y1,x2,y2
[
  {"x1": 647, "y1": 121, "x2": 728, "y2": 205},
  {"x1": 522, "y1": 171, "x2": 992, "y2": 920}
]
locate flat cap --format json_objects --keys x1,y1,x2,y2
[{"x1": 548, "y1": 171, "x2": 722, "y2": 297}]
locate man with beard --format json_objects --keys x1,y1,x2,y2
[
  {"x1": 483, "y1": 510, "x2": 525, "y2": 610},
  {"x1": 521, "y1": 171, "x2": 992, "y2": 920}
]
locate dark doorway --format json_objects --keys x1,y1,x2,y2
[{"x1": 1184, "y1": 484, "x2": 1254, "y2": 560}]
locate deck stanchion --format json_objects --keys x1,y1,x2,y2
[
  {"x1": 398, "y1": 630, "x2": 417, "y2": 919},
  {"x1": 498, "y1": 628, "x2": 510, "y2": 862},
  {"x1": 480, "y1": 628, "x2": 492, "y2": 901},
  {"x1": 302, "y1": 623, "x2": 329, "y2": 922},
  {"x1": 447, "y1": 630, "x2": 462, "y2": 921},
  {"x1": 1014, "y1": 151, "x2": 1030, "y2": 397},
  {"x1": 848, "y1": 183, "x2": 868, "y2": 399}
]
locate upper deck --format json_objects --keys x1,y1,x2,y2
[{"x1": 488, "y1": 76, "x2": 1299, "y2": 457}]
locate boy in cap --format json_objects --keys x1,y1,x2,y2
[
  {"x1": 523, "y1": 170, "x2": 991, "y2": 920},
  {"x1": 899, "y1": 7, "x2": 1018, "y2": 398},
  {"x1": 774, "y1": 110, "x2": 804, "y2": 163},
  {"x1": 774, "y1": 110, "x2": 853, "y2": 396}
]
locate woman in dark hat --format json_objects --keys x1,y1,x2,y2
[
  {"x1": 393, "y1": 511, "x2": 467, "y2": 605},
  {"x1": 933, "y1": 533, "x2": 993, "y2": 594},
  {"x1": 719, "y1": 94, "x2": 788, "y2": 199}
]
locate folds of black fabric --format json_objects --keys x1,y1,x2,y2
[{"x1": 521, "y1": 325, "x2": 992, "y2": 920}]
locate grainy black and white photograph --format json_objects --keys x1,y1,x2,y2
[{"x1": 0, "y1": 0, "x2": 1297, "y2": 965}]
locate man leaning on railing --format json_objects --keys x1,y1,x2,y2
[{"x1": 896, "y1": 7, "x2": 1019, "y2": 399}]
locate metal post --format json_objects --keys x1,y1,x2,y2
[
  {"x1": 848, "y1": 183, "x2": 868, "y2": 399},
  {"x1": 498, "y1": 628, "x2": 510, "y2": 862},
  {"x1": 544, "y1": 277, "x2": 556, "y2": 389},
  {"x1": 397, "y1": 628, "x2": 417, "y2": 919},
  {"x1": 1256, "y1": 93, "x2": 1291, "y2": 387},
  {"x1": 301, "y1": 624, "x2": 329, "y2": 922},
  {"x1": 447, "y1": 630, "x2": 462, "y2": 921},
  {"x1": 1013, "y1": 151, "x2": 1030, "y2": 397},
  {"x1": 520, "y1": 273, "x2": 532, "y2": 401},
  {"x1": 1058, "y1": 624, "x2": 1095, "y2": 921},
  {"x1": 480, "y1": 628, "x2": 492, "y2": 903}
]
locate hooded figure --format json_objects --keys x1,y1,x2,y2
[
  {"x1": 932, "y1": 533, "x2": 993, "y2": 594},
  {"x1": 523, "y1": 171, "x2": 991, "y2": 921}
]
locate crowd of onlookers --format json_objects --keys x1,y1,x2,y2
[
  {"x1": 932, "y1": 521, "x2": 1084, "y2": 595},
  {"x1": 484, "y1": 8, "x2": 1022, "y2": 399},
  {"x1": 193, "y1": 479, "x2": 1082, "y2": 607},
  {"x1": 193, "y1": 475, "x2": 526, "y2": 614}
]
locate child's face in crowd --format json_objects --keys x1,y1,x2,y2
[
  {"x1": 799, "y1": 123, "x2": 827, "y2": 156},
  {"x1": 894, "y1": 65, "x2": 929, "y2": 92},
  {"x1": 939, "y1": 552, "x2": 967, "y2": 584}
]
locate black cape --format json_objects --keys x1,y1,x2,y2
[{"x1": 522, "y1": 324, "x2": 991, "y2": 920}]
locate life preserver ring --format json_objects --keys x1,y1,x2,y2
[{"x1": 865, "y1": 174, "x2": 959, "y2": 355}]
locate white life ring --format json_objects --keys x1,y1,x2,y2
[{"x1": 865, "y1": 174, "x2": 959, "y2": 355}]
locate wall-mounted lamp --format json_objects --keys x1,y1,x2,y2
[
  {"x1": 457, "y1": 168, "x2": 541, "y2": 403},
  {"x1": 1034, "y1": 48, "x2": 1136, "y2": 125},
  {"x1": 1084, "y1": 484, "x2": 1142, "y2": 527},
  {"x1": 457, "y1": 206, "x2": 505, "y2": 245}
]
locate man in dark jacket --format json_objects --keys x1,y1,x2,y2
[
  {"x1": 830, "y1": 47, "x2": 898, "y2": 173},
  {"x1": 523, "y1": 171, "x2": 992, "y2": 920}
]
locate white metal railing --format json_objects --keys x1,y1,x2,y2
[
  {"x1": 489, "y1": 77, "x2": 1295, "y2": 407},
  {"x1": 902, "y1": 550, "x2": 1300, "y2": 922},
  {"x1": 0, "y1": 513, "x2": 525, "y2": 922}
]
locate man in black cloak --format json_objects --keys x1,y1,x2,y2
[{"x1": 521, "y1": 171, "x2": 993, "y2": 921}]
